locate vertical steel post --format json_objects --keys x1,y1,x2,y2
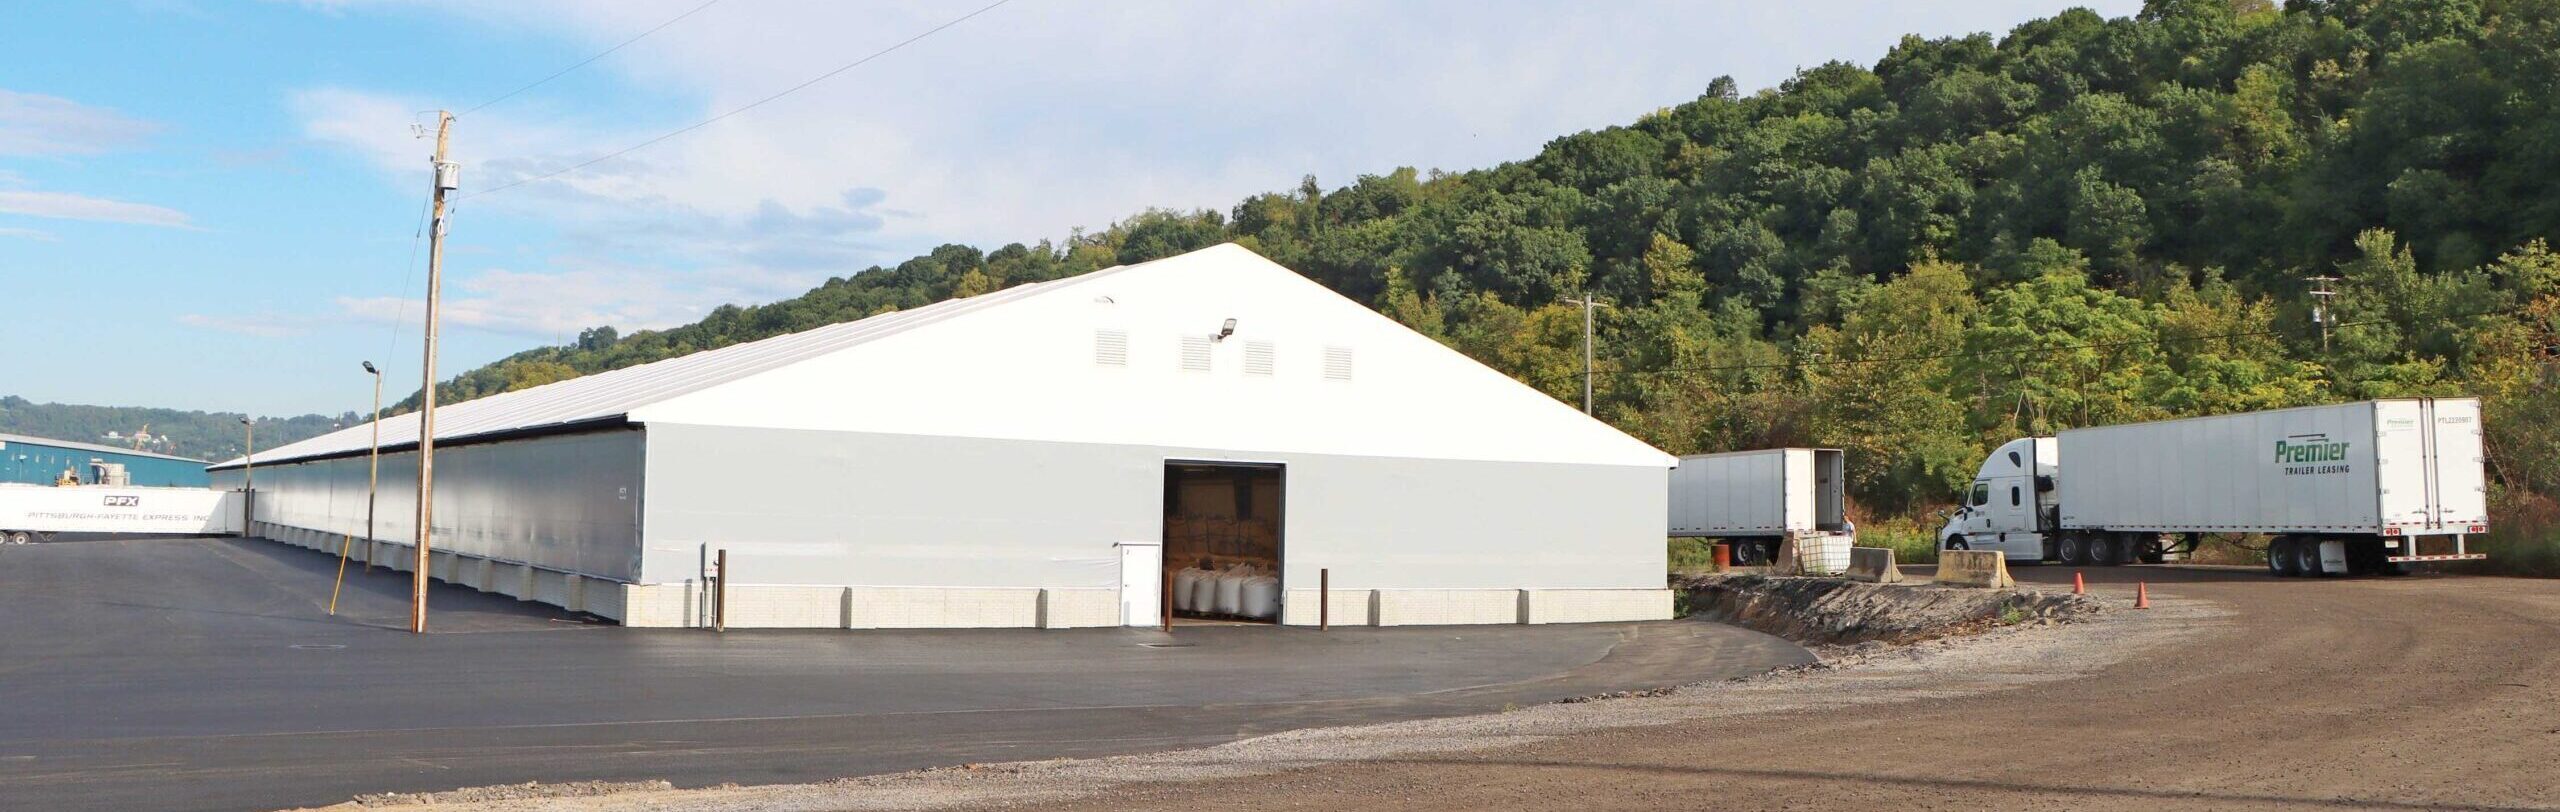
[
  {"x1": 714, "y1": 548, "x2": 728, "y2": 632},
  {"x1": 1160, "y1": 569, "x2": 1173, "y2": 633},
  {"x1": 1319, "y1": 567, "x2": 1330, "y2": 631}
]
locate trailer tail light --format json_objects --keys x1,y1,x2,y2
[
  {"x1": 2467, "y1": 524, "x2": 2487, "y2": 534},
  {"x1": 2382, "y1": 526, "x2": 2403, "y2": 536}
]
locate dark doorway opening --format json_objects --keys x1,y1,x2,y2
[{"x1": 1163, "y1": 461, "x2": 1283, "y2": 623}]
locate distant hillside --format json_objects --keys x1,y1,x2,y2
[{"x1": 0, "y1": 395, "x2": 350, "y2": 461}]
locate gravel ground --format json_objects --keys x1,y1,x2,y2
[{"x1": 291, "y1": 577, "x2": 2170, "y2": 812}]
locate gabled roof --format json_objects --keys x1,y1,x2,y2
[
  {"x1": 627, "y1": 243, "x2": 1676, "y2": 467},
  {"x1": 213, "y1": 264, "x2": 1129, "y2": 469},
  {"x1": 222, "y1": 243, "x2": 1676, "y2": 471}
]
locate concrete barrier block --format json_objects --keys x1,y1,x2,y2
[
  {"x1": 1845, "y1": 547, "x2": 1905, "y2": 584},
  {"x1": 1935, "y1": 549, "x2": 2014, "y2": 588}
]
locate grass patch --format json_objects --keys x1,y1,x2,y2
[
  {"x1": 2469, "y1": 495, "x2": 2560, "y2": 577},
  {"x1": 1668, "y1": 537, "x2": 1722, "y2": 574},
  {"x1": 1854, "y1": 518, "x2": 1940, "y2": 566}
]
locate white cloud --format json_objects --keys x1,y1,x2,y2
[
  {"x1": 0, "y1": 226, "x2": 54, "y2": 241},
  {"x1": 301, "y1": 1, "x2": 2131, "y2": 248},
  {"x1": 0, "y1": 89, "x2": 159, "y2": 156},
  {"x1": 335, "y1": 261, "x2": 825, "y2": 339},
  {"x1": 289, "y1": 0, "x2": 2133, "y2": 339},
  {"x1": 179, "y1": 313, "x2": 301, "y2": 338},
  {"x1": 0, "y1": 189, "x2": 195, "y2": 228}
]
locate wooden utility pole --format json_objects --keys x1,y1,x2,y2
[
  {"x1": 413, "y1": 111, "x2": 455, "y2": 635},
  {"x1": 1573, "y1": 295, "x2": 1610, "y2": 415},
  {"x1": 2305, "y1": 275, "x2": 2339, "y2": 352}
]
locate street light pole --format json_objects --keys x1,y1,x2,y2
[
  {"x1": 363, "y1": 361, "x2": 381, "y2": 573},
  {"x1": 239, "y1": 417, "x2": 254, "y2": 538},
  {"x1": 329, "y1": 362, "x2": 385, "y2": 616}
]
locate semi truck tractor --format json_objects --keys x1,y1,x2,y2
[
  {"x1": 1670, "y1": 448, "x2": 1850, "y2": 566},
  {"x1": 1938, "y1": 398, "x2": 2488, "y2": 576}
]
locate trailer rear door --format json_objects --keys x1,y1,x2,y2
[
  {"x1": 2428, "y1": 398, "x2": 2488, "y2": 532},
  {"x1": 2373, "y1": 400, "x2": 2434, "y2": 531},
  {"x1": 2374, "y1": 398, "x2": 2487, "y2": 535}
]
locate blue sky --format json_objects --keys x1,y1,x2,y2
[{"x1": 0, "y1": 0, "x2": 2137, "y2": 417}]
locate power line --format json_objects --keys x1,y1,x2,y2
[
  {"x1": 375, "y1": 193, "x2": 433, "y2": 408},
  {"x1": 463, "y1": 0, "x2": 1016, "y2": 201},
  {"x1": 457, "y1": 0, "x2": 723, "y2": 119},
  {"x1": 1597, "y1": 304, "x2": 2529, "y2": 378}
]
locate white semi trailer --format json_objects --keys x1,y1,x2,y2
[
  {"x1": 0, "y1": 484, "x2": 241, "y2": 543},
  {"x1": 1938, "y1": 397, "x2": 2488, "y2": 576},
  {"x1": 1669, "y1": 448, "x2": 1849, "y2": 565}
]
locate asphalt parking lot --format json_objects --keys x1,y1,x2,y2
[{"x1": 0, "y1": 536, "x2": 1810, "y2": 812}]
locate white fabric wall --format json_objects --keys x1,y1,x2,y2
[
  {"x1": 639, "y1": 423, "x2": 1666, "y2": 593},
  {"x1": 217, "y1": 429, "x2": 646, "y2": 580}
]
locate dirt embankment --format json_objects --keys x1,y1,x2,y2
[{"x1": 1678, "y1": 572, "x2": 2104, "y2": 645}]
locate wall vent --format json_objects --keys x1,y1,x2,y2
[
  {"x1": 1179, "y1": 335, "x2": 1214, "y2": 372},
  {"x1": 1094, "y1": 329, "x2": 1129, "y2": 366},
  {"x1": 1323, "y1": 345, "x2": 1354, "y2": 381},
  {"x1": 1243, "y1": 340, "x2": 1275, "y2": 376}
]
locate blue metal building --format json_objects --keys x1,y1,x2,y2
[{"x1": 0, "y1": 432, "x2": 211, "y2": 487}]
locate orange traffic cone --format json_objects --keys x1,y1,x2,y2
[
  {"x1": 2134, "y1": 581, "x2": 2151, "y2": 609},
  {"x1": 2073, "y1": 571, "x2": 2086, "y2": 594}
]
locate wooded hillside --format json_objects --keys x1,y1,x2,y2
[
  {"x1": 412, "y1": 0, "x2": 2560, "y2": 567},
  {"x1": 0, "y1": 396, "x2": 348, "y2": 461}
]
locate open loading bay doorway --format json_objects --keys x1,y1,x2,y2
[{"x1": 1165, "y1": 461, "x2": 1284, "y2": 623}]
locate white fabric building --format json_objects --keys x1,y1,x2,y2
[{"x1": 213, "y1": 244, "x2": 1677, "y2": 628}]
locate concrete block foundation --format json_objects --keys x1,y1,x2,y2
[{"x1": 244, "y1": 526, "x2": 1670, "y2": 629}]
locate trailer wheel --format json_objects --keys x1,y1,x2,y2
[
  {"x1": 3, "y1": 530, "x2": 29, "y2": 545},
  {"x1": 2088, "y1": 535, "x2": 2122, "y2": 566},
  {"x1": 2294, "y1": 538, "x2": 2329, "y2": 577},
  {"x1": 2267, "y1": 536, "x2": 2300, "y2": 577},
  {"x1": 1729, "y1": 539, "x2": 1768, "y2": 566},
  {"x1": 2056, "y1": 534, "x2": 2086, "y2": 566}
]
